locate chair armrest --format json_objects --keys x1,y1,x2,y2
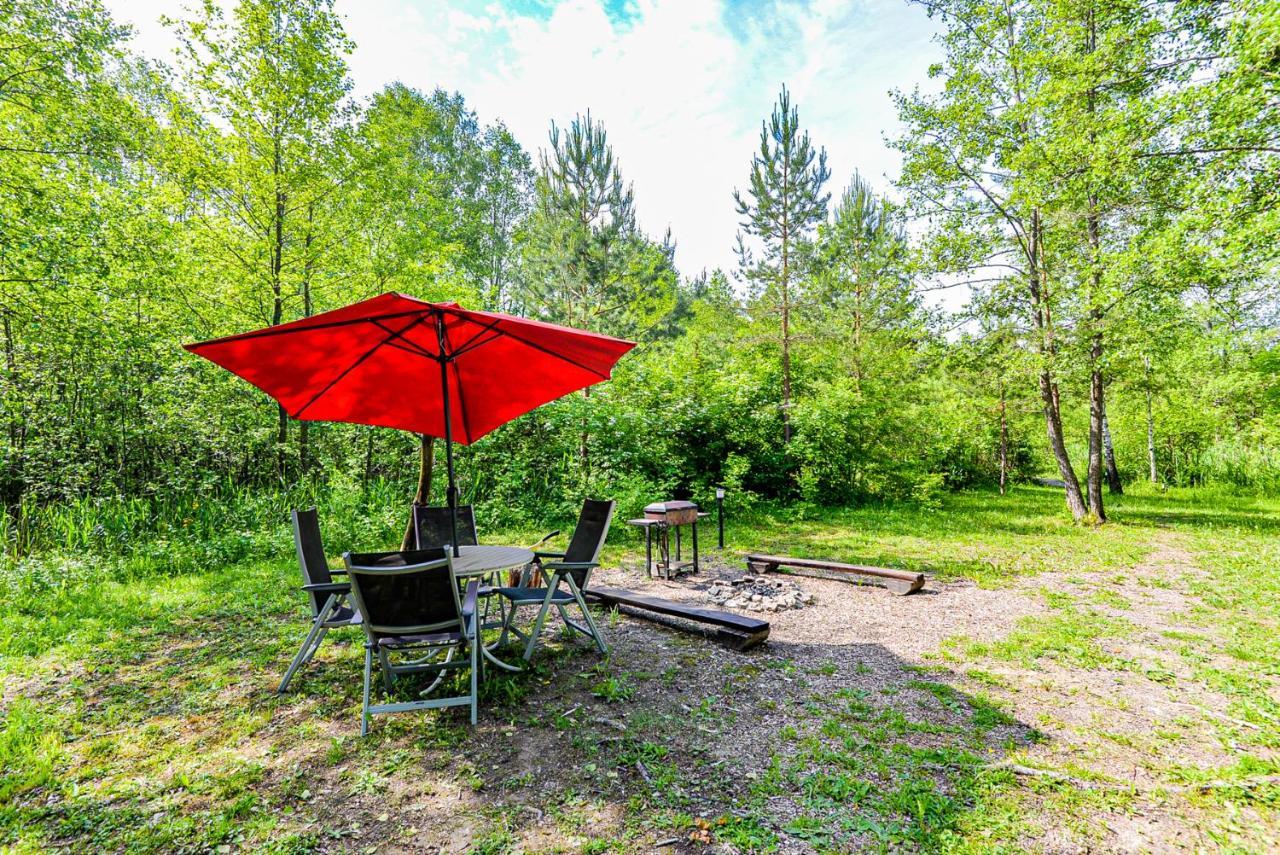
[
  {"x1": 529, "y1": 530, "x2": 561, "y2": 548},
  {"x1": 461, "y1": 580, "x2": 480, "y2": 623},
  {"x1": 541, "y1": 561, "x2": 599, "y2": 571},
  {"x1": 302, "y1": 582, "x2": 350, "y2": 594},
  {"x1": 534, "y1": 550, "x2": 567, "y2": 560}
]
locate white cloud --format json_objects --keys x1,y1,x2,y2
[{"x1": 107, "y1": 0, "x2": 941, "y2": 278}]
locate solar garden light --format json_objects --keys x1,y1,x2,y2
[{"x1": 716, "y1": 487, "x2": 726, "y2": 549}]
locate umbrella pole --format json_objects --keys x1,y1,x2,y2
[{"x1": 437, "y1": 315, "x2": 460, "y2": 557}]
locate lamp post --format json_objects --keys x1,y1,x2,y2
[{"x1": 716, "y1": 487, "x2": 726, "y2": 549}]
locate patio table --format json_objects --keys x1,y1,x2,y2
[
  {"x1": 453, "y1": 544, "x2": 534, "y2": 579},
  {"x1": 452, "y1": 545, "x2": 534, "y2": 673}
]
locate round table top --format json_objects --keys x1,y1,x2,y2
[{"x1": 453, "y1": 544, "x2": 534, "y2": 576}]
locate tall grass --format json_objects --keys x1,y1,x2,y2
[
  {"x1": 1199, "y1": 438, "x2": 1280, "y2": 494},
  {"x1": 0, "y1": 476, "x2": 422, "y2": 615}
]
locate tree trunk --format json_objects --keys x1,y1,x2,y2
[
  {"x1": 401, "y1": 434, "x2": 434, "y2": 550},
  {"x1": 1102, "y1": 411, "x2": 1122, "y2": 494},
  {"x1": 1083, "y1": 18, "x2": 1106, "y2": 522},
  {"x1": 1145, "y1": 355, "x2": 1158, "y2": 483},
  {"x1": 1028, "y1": 209, "x2": 1087, "y2": 520},
  {"x1": 1041, "y1": 371, "x2": 1089, "y2": 520},
  {"x1": 579, "y1": 386, "x2": 591, "y2": 486},
  {"x1": 781, "y1": 231, "x2": 793, "y2": 443},
  {"x1": 298, "y1": 205, "x2": 315, "y2": 476},
  {"x1": 1, "y1": 309, "x2": 23, "y2": 508},
  {"x1": 1087, "y1": 354, "x2": 1107, "y2": 521},
  {"x1": 998, "y1": 378, "x2": 1008, "y2": 495},
  {"x1": 271, "y1": 134, "x2": 288, "y2": 480},
  {"x1": 363, "y1": 429, "x2": 375, "y2": 492}
]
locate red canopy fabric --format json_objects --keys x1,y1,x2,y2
[{"x1": 184, "y1": 292, "x2": 636, "y2": 444}]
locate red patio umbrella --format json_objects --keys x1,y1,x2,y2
[{"x1": 185, "y1": 292, "x2": 636, "y2": 553}]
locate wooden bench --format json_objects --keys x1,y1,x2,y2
[
  {"x1": 744, "y1": 553, "x2": 926, "y2": 596},
  {"x1": 585, "y1": 586, "x2": 770, "y2": 651}
]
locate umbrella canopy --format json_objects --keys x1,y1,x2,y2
[
  {"x1": 186, "y1": 292, "x2": 636, "y2": 554},
  {"x1": 184, "y1": 292, "x2": 636, "y2": 443}
]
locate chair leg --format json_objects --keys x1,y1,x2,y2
[
  {"x1": 277, "y1": 595, "x2": 336, "y2": 694},
  {"x1": 469, "y1": 625, "x2": 479, "y2": 725},
  {"x1": 498, "y1": 596, "x2": 520, "y2": 647},
  {"x1": 377, "y1": 647, "x2": 394, "y2": 693},
  {"x1": 361, "y1": 646, "x2": 373, "y2": 737},
  {"x1": 522, "y1": 586, "x2": 559, "y2": 661},
  {"x1": 566, "y1": 578, "x2": 608, "y2": 655},
  {"x1": 300, "y1": 625, "x2": 329, "y2": 668}
]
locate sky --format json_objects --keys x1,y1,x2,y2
[{"x1": 105, "y1": 0, "x2": 942, "y2": 279}]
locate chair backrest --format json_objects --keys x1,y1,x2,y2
[
  {"x1": 561, "y1": 499, "x2": 615, "y2": 587},
  {"x1": 292, "y1": 508, "x2": 333, "y2": 617},
  {"x1": 411, "y1": 505, "x2": 478, "y2": 551},
  {"x1": 343, "y1": 548, "x2": 462, "y2": 638}
]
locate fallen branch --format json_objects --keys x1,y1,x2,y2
[
  {"x1": 1171, "y1": 775, "x2": 1280, "y2": 793},
  {"x1": 593, "y1": 716, "x2": 627, "y2": 732},
  {"x1": 985, "y1": 761, "x2": 1107, "y2": 788}
]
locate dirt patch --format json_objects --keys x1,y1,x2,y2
[
  {"x1": 17, "y1": 532, "x2": 1277, "y2": 853},
  {"x1": 594, "y1": 557, "x2": 1044, "y2": 660}
]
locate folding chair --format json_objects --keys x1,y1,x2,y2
[
  {"x1": 493, "y1": 499, "x2": 615, "y2": 661},
  {"x1": 277, "y1": 508, "x2": 361, "y2": 694},
  {"x1": 343, "y1": 548, "x2": 480, "y2": 734},
  {"x1": 410, "y1": 504, "x2": 478, "y2": 550}
]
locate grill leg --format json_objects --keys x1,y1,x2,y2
[
  {"x1": 645, "y1": 525, "x2": 652, "y2": 578},
  {"x1": 660, "y1": 526, "x2": 670, "y2": 579},
  {"x1": 675, "y1": 525, "x2": 681, "y2": 562},
  {"x1": 692, "y1": 519, "x2": 699, "y2": 573}
]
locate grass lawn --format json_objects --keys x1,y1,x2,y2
[{"x1": 2, "y1": 485, "x2": 1278, "y2": 852}]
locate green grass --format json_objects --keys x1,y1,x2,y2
[{"x1": 1, "y1": 483, "x2": 1278, "y2": 851}]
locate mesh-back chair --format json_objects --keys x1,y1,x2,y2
[
  {"x1": 411, "y1": 504, "x2": 478, "y2": 550},
  {"x1": 278, "y1": 508, "x2": 362, "y2": 694},
  {"x1": 344, "y1": 548, "x2": 480, "y2": 734},
  {"x1": 493, "y1": 499, "x2": 615, "y2": 661}
]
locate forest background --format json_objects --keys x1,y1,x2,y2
[{"x1": 2, "y1": 0, "x2": 1276, "y2": 562}]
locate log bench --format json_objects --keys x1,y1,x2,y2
[
  {"x1": 744, "y1": 553, "x2": 926, "y2": 596},
  {"x1": 585, "y1": 586, "x2": 770, "y2": 651}
]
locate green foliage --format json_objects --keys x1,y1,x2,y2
[{"x1": 0, "y1": 0, "x2": 1275, "y2": 558}]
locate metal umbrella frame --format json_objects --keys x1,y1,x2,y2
[{"x1": 186, "y1": 293, "x2": 637, "y2": 554}]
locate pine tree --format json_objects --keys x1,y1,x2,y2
[
  {"x1": 734, "y1": 85, "x2": 830, "y2": 443},
  {"x1": 521, "y1": 112, "x2": 674, "y2": 339},
  {"x1": 807, "y1": 173, "x2": 914, "y2": 390},
  {"x1": 520, "y1": 111, "x2": 677, "y2": 482}
]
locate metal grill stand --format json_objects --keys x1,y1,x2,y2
[{"x1": 628, "y1": 501, "x2": 705, "y2": 579}]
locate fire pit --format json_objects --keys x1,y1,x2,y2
[{"x1": 707, "y1": 574, "x2": 814, "y2": 612}]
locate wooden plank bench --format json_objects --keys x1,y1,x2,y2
[
  {"x1": 585, "y1": 586, "x2": 770, "y2": 651},
  {"x1": 744, "y1": 553, "x2": 926, "y2": 596}
]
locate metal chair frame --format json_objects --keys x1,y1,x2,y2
[
  {"x1": 343, "y1": 549, "x2": 480, "y2": 735},
  {"x1": 278, "y1": 508, "x2": 362, "y2": 694},
  {"x1": 494, "y1": 499, "x2": 615, "y2": 661}
]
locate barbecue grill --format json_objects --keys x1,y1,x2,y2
[{"x1": 629, "y1": 500, "x2": 705, "y2": 578}]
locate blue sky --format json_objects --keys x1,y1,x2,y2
[{"x1": 108, "y1": 0, "x2": 941, "y2": 277}]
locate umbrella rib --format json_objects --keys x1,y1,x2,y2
[
  {"x1": 438, "y1": 321, "x2": 474, "y2": 444},
  {"x1": 372, "y1": 319, "x2": 439, "y2": 359},
  {"x1": 448, "y1": 328, "x2": 505, "y2": 361},
  {"x1": 442, "y1": 312, "x2": 606, "y2": 378},
  {"x1": 381, "y1": 338, "x2": 439, "y2": 360},
  {"x1": 449, "y1": 355, "x2": 474, "y2": 444},
  {"x1": 446, "y1": 317, "x2": 505, "y2": 359},
  {"x1": 187, "y1": 308, "x2": 430, "y2": 348},
  {"x1": 293, "y1": 316, "x2": 430, "y2": 419}
]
